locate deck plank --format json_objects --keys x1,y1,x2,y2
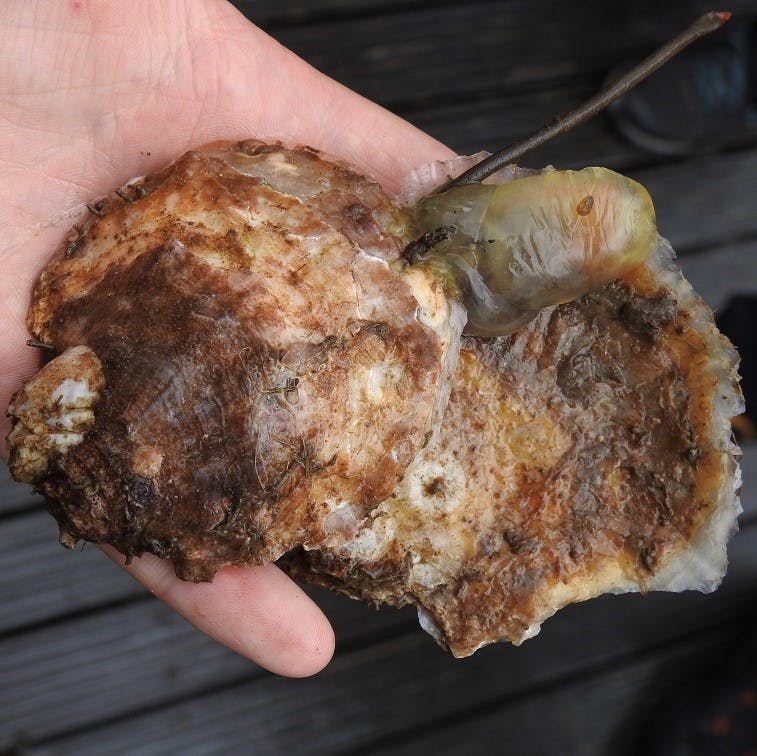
[
  {"x1": 634, "y1": 149, "x2": 757, "y2": 254},
  {"x1": 1, "y1": 593, "x2": 415, "y2": 748},
  {"x1": 0, "y1": 512, "x2": 141, "y2": 634},
  {"x1": 6, "y1": 521, "x2": 756, "y2": 751},
  {"x1": 237, "y1": 0, "x2": 441, "y2": 25},
  {"x1": 254, "y1": 0, "x2": 757, "y2": 109},
  {"x1": 679, "y1": 239, "x2": 757, "y2": 312},
  {"x1": 26, "y1": 583, "x2": 754, "y2": 755},
  {"x1": 404, "y1": 80, "x2": 639, "y2": 169},
  {"x1": 372, "y1": 630, "x2": 738, "y2": 756}
]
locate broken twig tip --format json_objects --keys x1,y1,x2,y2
[
  {"x1": 26, "y1": 339, "x2": 56, "y2": 352},
  {"x1": 440, "y1": 11, "x2": 735, "y2": 191}
]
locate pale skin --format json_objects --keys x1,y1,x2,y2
[{"x1": 0, "y1": 0, "x2": 453, "y2": 677}]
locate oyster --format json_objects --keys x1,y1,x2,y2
[
  {"x1": 283, "y1": 247, "x2": 742, "y2": 655},
  {"x1": 8, "y1": 142, "x2": 464, "y2": 580},
  {"x1": 6, "y1": 141, "x2": 741, "y2": 655}
]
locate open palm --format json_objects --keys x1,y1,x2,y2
[{"x1": 0, "y1": 0, "x2": 452, "y2": 676}]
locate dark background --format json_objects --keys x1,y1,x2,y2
[{"x1": 3, "y1": 1, "x2": 757, "y2": 753}]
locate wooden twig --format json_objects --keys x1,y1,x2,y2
[{"x1": 439, "y1": 11, "x2": 731, "y2": 191}]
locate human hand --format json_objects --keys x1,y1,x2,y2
[{"x1": 0, "y1": 0, "x2": 453, "y2": 676}]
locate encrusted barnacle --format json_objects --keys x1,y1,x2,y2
[{"x1": 8, "y1": 345, "x2": 104, "y2": 484}]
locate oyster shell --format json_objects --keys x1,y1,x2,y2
[
  {"x1": 6, "y1": 141, "x2": 741, "y2": 655},
  {"x1": 282, "y1": 243, "x2": 742, "y2": 655},
  {"x1": 9, "y1": 141, "x2": 464, "y2": 581}
]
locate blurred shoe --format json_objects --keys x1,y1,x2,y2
[{"x1": 607, "y1": 18, "x2": 757, "y2": 155}]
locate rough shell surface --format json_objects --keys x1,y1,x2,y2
[
  {"x1": 282, "y1": 241, "x2": 742, "y2": 655},
  {"x1": 7, "y1": 142, "x2": 742, "y2": 656},
  {"x1": 11, "y1": 141, "x2": 462, "y2": 580}
]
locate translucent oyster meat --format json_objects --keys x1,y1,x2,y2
[{"x1": 6, "y1": 142, "x2": 741, "y2": 655}]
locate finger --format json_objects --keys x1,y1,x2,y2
[
  {"x1": 103, "y1": 547, "x2": 335, "y2": 677},
  {"x1": 197, "y1": 3, "x2": 457, "y2": 193}
]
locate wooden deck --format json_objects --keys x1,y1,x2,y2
[{"x1": 3, "y1": 1, "x2": 757, "y2": 753}]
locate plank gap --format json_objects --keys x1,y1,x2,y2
[
  {"x1": 346, "y1": 620, "x2": 746, "y2": 756},
  {"x1": 251, "y1": 0, "x2": 506, "y2": 30},
  {"x1": 25, "y1": 617, "x2": 419, "y2": 751},
  {"x1": 672, "y1": 227, "x2": 757, "y2": 260},
  {"x1": 0, "y1": 593, "x2": 149, "y2": 645},
  {"x1": 0, "y1": 500, "x2": 44, "y2": 523}
]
